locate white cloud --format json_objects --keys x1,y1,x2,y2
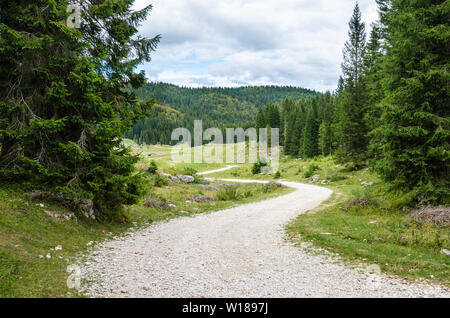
[{"x1": 134, "y1": 0, "x2": 379, "y2": 92}]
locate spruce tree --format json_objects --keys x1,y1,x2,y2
[
  {"x1": 371, "y1": 0, "x2": 449, "y2": 204},
  {"x1": 334, "y1": 3, "x2": 368, "y2": 165},
  {"x1": 256, "y1": 108, "x2": 266, "y2": 139},
  {"x1": 302, "y1": 99, "x2": 319, "y2": 158},
  {"x1": 0, "y1": 0, "x2": 160, "y2": 221}
]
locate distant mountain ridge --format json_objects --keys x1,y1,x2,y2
[{"x1": 126, "y1": 82, "x2": 318, "y2": 145}]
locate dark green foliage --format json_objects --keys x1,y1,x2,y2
[
  {"x1": 147, "y1": 160, "x2": 158, "y2": 174},
  {"x1": 303, "y1": 164, "x2": 319, "y2": 178},
  {"x1": 333, "y1": 3, "x2": 369, "y2": 165},
  {"x1": 256, "y1": 108, "x2": 266, "y2": 139},
  {"x1": 128, "y1": 83, "x2": 317, "y2": 145},
  {"x1": 153, "y1": 174, "x2": 168, "y2": 188},
  {"x1": 302, "y1": 100, "x2": 320, "y2": 158},
  {"x1": 318, "y1": 121, "x2": 333, "y2": 156},
  {"x1": 0, "y1": 0, "x2": 159, "y2": 221},
  {"x1": 182, "y1": 167, "x2": 198, "y2": 176},
  {"x1": 274, "y1": 171, "x2": 281, "y2": 179},
  {"x1": 281, "y1": 94, "x2": 333, "y2": 158},
  {"x1": 217, "y1": 186, "x2": 240, "y2": 201},
  {"x1": 370, "y1": 0, "x2": 450, "y2": 204},
  {"x1": 251, "y1": 161, "x2": 267, "y2": 175}
]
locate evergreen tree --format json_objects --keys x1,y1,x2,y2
[
  {"x1": 302, "y1": 99, "x2": 319, "y2": 158},
  {"x1": 265, "y1": 103, "x2": 280, "y2": 128},
  {"x1": 370, "y1": 0, "x2": 450, "y2": 204},
  {"x1": 0, "y1": 0, "x2": 160, "y2": 221},
  {"x1": 256, "y1": 108, "x2": 266, "y2": 139},
  {"x1": 319, "y1": 121, "x2": 333, "y2": 156},
  {"x1": 334, "y1": 2, "x2": 368, "y2": 165}
]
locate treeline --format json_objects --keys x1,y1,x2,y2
[
  {"x1": 255, "y1": 93, "x2": 334, "y2": 158},
  {"x1": 264, "y1": 1, "x2": 449, "y2": 204},
  {"x1": 127, "y1": 83, "x2": 318, "y2": 144}
]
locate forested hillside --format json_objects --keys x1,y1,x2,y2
[{"x1": 126, "y1": 83, "x2": 317, "y2": 144}]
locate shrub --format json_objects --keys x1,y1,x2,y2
[
  {"x1": 303, "y1": 163, "x2": 319, "y2": 178},
  {"x1": 251, "y1": 161, "x2": 267, "y2": 175},
  {"x1": 147, "y1": 160, "x2": 158, "y2": 174},
  {"x1": 274, "y1": 171, "x2": 281, "y2": 179},
  {"x1": 217, "y1": 187, "x2": 240, "y2": 201},
  {"x1": 153, "y1": 174, "x2": 168, "y2": 187},
  {"x1": 182, "y1": 167, "x2": 198, "y2": 176},
  {"x1": 325, "y1": 168, "x2": 346, "y2": 182},
  {"x1": 143, "y1": 196, "x2": 169, "y2": 209}
]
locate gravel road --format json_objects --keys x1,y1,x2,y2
[{"x1": 80, "y1": 173, "x2": 449, "y2": 298}]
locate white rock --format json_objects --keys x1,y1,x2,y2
[
  {"x1": 178, "y1": 175, "x2": 195, "y2": 183},
  {"x1": 441, "y1": 249, "x2": 450, "y2": 256}
]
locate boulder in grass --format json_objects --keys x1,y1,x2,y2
[
  {"x1": 178, "y1": 175, "x2": 195, "y2": 183},
  {"x1": 190, "y1": 194, "x2": 216, "y2": 203}
]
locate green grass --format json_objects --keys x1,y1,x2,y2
[
  {"x1": 206, "y1": 153, "x2": 449, "y2": 285},
  {"x1": 3, "y1": 141, "x2": 448, "y2": 296},
  {"x1": 0, "y1": 155, "x2": 292, "y2": 297},
  {"x1": 287, "y1": 200, "x2": 449, "y2": 285}
]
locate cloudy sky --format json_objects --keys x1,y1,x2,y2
[{"x1": 133, "y1": 0, "x2": 379, "y2": 92}]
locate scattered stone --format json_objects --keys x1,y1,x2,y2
[
  {"x1": 190, "y1": 194, "x2": 215, "y2": 203},
  {"x1": 160, "y1": 173, "x2": 180, "y2": 183},
  {"x1": 320, "y1": 233, "x2": 334, "y2": 235},
  {"x1": 178, "y1": 175, "x2": 195, "y2": 183},
  {"x1": 168, "y1": 203, "x2": 177, "y2": 208},
  {"x1": 361, "y1": 181, "x2": 374, "y2": 187},
  {"x1": 311, "y1": 175, "x2": 320, "y2": 183},
  {"x1": 46, "y1": 253, "x2": 51, "y2": 259},
  {"x1": 54, "y1": 245, "x2": 63, "y2": 251},
  {"x1": 441, "y1": 249, "x2": 450, "y2": 256},
  {"x1": 369, "y1": 221, "x2": 377, "y2": 224},
  {"x1": 143, "y1": 197, "x2": 169, "y2": 209},
  {"x1": 80, "y1": 198, "x2": 95, "y2": 219},
  {"x1": 45, "y1": 210, "x2": 60, "y2": 219}
]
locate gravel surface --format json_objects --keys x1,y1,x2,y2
[{"x1": 79, "y1": 174, "x2": 449, "y2": 298}]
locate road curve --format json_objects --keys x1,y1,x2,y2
[{"x1": 80, "y1": 174, "x2": 448, "y2": 297}]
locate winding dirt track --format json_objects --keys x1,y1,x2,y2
[{"x1": 80, "y1": 168, "x2": 449, "y2": 298}]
